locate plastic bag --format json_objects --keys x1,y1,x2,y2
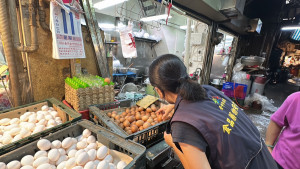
[
  {"x1": 119, "y1": 22, "x2": 137, "y2": 58},
  {"x1": 233, "y1": 59, "x2": 244, "y2": 73},
  {"x1": 232, "y1": 71, "x2": 248, "y2": 82},
  {"x1": 245, "y1": 93, "x2": 278, "y2": 112}
]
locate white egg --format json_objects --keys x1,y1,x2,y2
[
  {"x1": 45, "y1": 115, "x2": 53, "y2": 121},
  {"x1": 87, "y1": 135, "x2": 96, "y2": 144},
  {"x1": 82, "y1": 129, "x2": 91, "y2": 138},
  {"x1": 21, "y1": 155, "x2": 34, "y2": 166},
  {"x1": 97, "y1": 160, "x2": 109, "y2": 169},
  {"x1": 0, "y1": 162, "x2": 6, "y2": 169},
  {"x1": 87, "y1": 149, "x2": 97, "y2": 161},
  {"x1": 84, "y1": 161, "x2": 96, "y2": 169},
  {"x1": 51, "y1": 140, "x2": 62, "y2": 149},
  {"x1": 34, "y1": 150, "x2": 48, "y2": 159},
  {"x1": 58, "y1": 148, "x2": 66, "y2": 155},
  {"x1": 56, "y1": 161, "x2": 66, "y2": 169},
  {"x1": 48, "y1": 149, "x2": 60, "y2": 161},
  {"x1": 109, "y1": 163, "x2": 116, "y2": 169},
  {"x1": 7, "y1": 160, "x2": 21, "y2": 169},
  {"x1": 68, "y1": 149, "x2": 77, "y2": 158},
  {"x1": 37, "y1": 139, "x2": 51, "y2": 151},
  {"x1": 117, "y1": 161, "x2": 127, "y2": 169},
  {"x1": 36, "y1": 114, "x2": 45, "y2": 121},
  {"x1": 50, "y1": 111, "x2": 58, "y2": 117},
  {"x1": 104, "y1": 154, "x2": 113, "y2": 163},
  {"x1": 41, "y1": 105, "x2": 49, "y2": 111},
  {"x1": 9, "y1": 118, "x2": 20, "y2": 125}
]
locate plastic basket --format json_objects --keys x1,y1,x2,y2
[
  {"x1": 89, "y1": 100, "x2": 168, "y2": 148},
  {"x1": 0, "y1": 120, "x2": 146, "y2": 169},
  {"x1": 0, "y1": 98, "x2": 82, "y2": 155}
]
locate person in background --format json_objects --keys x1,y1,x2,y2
[
  {"x1": 150, "y1": 54, "x2": 278, "y2": 169},
  {"x1": 265, "y1": 92, "x2": 300, "y2": 169}
]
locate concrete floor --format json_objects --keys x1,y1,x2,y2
[{"x1": 245, "y1": 82, "x2": 299, "y2": 139}]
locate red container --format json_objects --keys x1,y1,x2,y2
[{"x1": 63, "y1": 100, "x2": 90, "y2": 120}]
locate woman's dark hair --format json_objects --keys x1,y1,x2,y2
[{"x1": 149, "y1": 54, "x2": 207, "y2": 102}]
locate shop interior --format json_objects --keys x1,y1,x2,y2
[{"x1": 0, "y1": 0, "x2": 299, "y2": 168}]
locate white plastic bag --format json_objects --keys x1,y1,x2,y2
[
  {"x1": 233, "y1": 59, "x2": 244, "y2": 73},
  {"x1": 245, "y1": 93, "x2": 278, "y2": 112},
  {"x1": 119, "y1": 22, "x2": 137, "y2": 58}
]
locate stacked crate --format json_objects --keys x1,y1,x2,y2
[{"x1": 65, "y1": 83, "x2": 115, "y2": 111}]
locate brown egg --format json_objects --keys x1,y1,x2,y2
[
  {"x1": 131, "y1": 111, "x2": 136, "y2": 115},
  {"x1": 147, "y1": 119, "x2": 153, "y2": 123},
  {"x1": 142, "y1": 116, "x2": 149, "y2": 122},
  {"x1": 136, "y1": 120, "x2": 144, "y2": 127},
  {"x1": 115, "y1": 120, "x2": 120, "y2": 125},
  {"x1": 119, "y1": 123, "x2": 125, "y2": 129},
  {"x1": 125, "y1": 127, "x2": 131, "y2": 131},
  {"x1": 146, "y1": 113, "x2": 151, "y2": 117},
  {"x1": 138, "y1": 107, "x2": 144, "y2": 112},
  {"x1": 115, "y1": 115, "x2": 120, "y2": 120},
  {"x1": 139, "y1": 126, "x2": 144, "y2": 131},
  {"x1": 125, "y1": 108, "x2": 130, "y2": 113},
  {"x1": 146, "y1": 108, "x2": 152, "y2": 113},
  {"x1": 131, "y1": 108, "x2": 135, "y2": 112},
  {"x1": 119, "y1": 118, "x2": 125, "y2": 123},
  {"x1": 107, "y1": 112, "x2": 112, "y2": 118},
  {"x1": 131, "y1": 125, "x2": 138, "y2": 133},
  {"x1": 143, "y1": 122, "x2": 151, "y2": 129},
  {"x1": 111, "y1": 114, "x2": 116, "y2": 118},
  {"x1": 151, "y1": 122, "x2": 156, "y2": 126},
  {"x1": 128, "y1": 116, "x2": 135, "y2": 123},
  {"x1": 123, "y1": 120, "x2": 130, "y2": 127},
  {"x1": 122, "y1": 112, "x2": 127, "y2": 116},
  {"x1": 157, "y1": 115, "x2": 162, "y2": 122},
  {"x1": 151, "y1": 114, "x2": 156, "y2": 119},
  {"x1": 151, "y1": 106, "x2": 157, "y2": 112},
  {"x1": 126, "y1": 130, "x2": 132, "y2": 135},
  {"x1": 135, "y1": 114, "x2": 141, "y2": 120}
]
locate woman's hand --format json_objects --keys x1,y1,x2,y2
[
  {"x1": 156, "y1": 104, "x2": 175, "y2": 120},
  {"x1": 164, "y1": 132, "x2": 211, "y2": 169}
]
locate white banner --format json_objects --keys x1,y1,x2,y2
[{"x1": 50, "y1": 1, "x2": 85, "y2": 59}]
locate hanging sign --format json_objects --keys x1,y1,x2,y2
[{"x1": 50, "y1": 0, "x2": 86, "y2": 59}]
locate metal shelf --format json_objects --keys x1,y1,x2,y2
[
  {"x1": 104, "y1": 42, "x2": 120, "y2": 45},
  {"x1": 134, "y1": 37, "x2": 160, "y2": 48}
]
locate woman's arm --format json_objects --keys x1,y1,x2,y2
[
  {"x1": 265, "y1": 120, "x2": 283, "y2": 153},
  {"x1": 164, "y1": 132, "x2": 189, "y2": 168},
  {"x1": 179, "y1": 142, "x2": 211, "y2": 169},
  {"x1": 164, "y1": 132, "x2": 211, "y2": 169}
]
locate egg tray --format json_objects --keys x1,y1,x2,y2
[
  {"x1": 65, "y1": 83, "x2": 115, "y2": 111},
  {"x1": 0, "y1": 120, "x2": 146, "y2": 169},
  {"x1": 89, "y1": 100, "x2": 168, "y2": 148},
  {"x1": 0, "y1": 98, "x2": 82, "y2": 155}
]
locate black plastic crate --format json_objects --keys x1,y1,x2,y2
[
  {"x1": 89, "y1": 100, "x2": 168, "y2": 148},
  {"x1": 0, "y1": 120, "x2": 146, "y2": 169},
  {"x1": 0, "y1": 98, "x2": 82, "y2": 155}
]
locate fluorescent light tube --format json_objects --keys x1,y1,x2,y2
[
  {"x1": 94, "y1": 0, "x2": 127, "y2": 10},
  {"x1": 179, "y1": 25, "x2": 195, "y2": 30},
  {"x1": 140, "y1": 14, "x2": 171, "y2": 22},
  {"x1": 98, "y1": 23, "x2": 115, "y2": 29},
  {"x1": 281, "y1": 26, "x2": 300, "y2": 30}
]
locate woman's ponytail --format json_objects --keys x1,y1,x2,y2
[{"x1": 177, "y1": 77, "x2": 207, "y2": 101}]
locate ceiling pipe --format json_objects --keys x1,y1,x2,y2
[
  {"x1": 8, "y1": 0, "x2": 39, "y2": 52},
  {"x1": 38, "y1": 0, "x2": 50, "y2": 31},
  {"x1": 0, "y1": 0, "x2": 22, "y2": 106}
]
